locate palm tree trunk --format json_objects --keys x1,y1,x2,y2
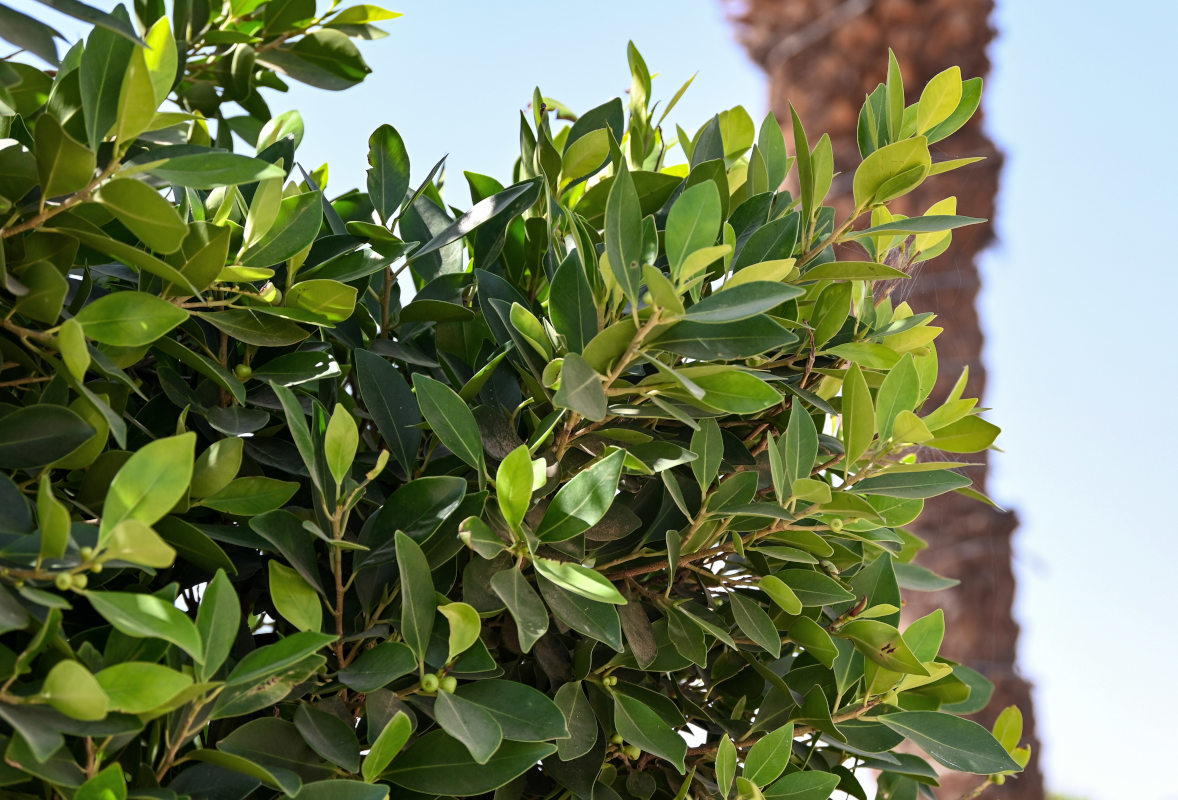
[{"x1": 731, "y1": 2, "x2": 1044, "y2": 797}]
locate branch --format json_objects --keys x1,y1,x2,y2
[{"x1": 0, "y1": 159, "x2": 120, "y2": 239}]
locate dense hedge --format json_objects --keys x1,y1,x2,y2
[{"x1": 0, "y1": 3, "x2": 1028, "y2": 799}]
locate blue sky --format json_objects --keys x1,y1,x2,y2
[{"x1": 10, "y1": 0, "x2": 1178, "y2": 797}]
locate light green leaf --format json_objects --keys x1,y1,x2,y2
[
  {"x1": 532, "y1": 557, "x2": 625, "y2": 605},
  {"x1": 95, "y1": 661, "x2": 192, "y2": 713},
  {"x1": 75, "y1": 290, "x2": 187, "y2": 347},
  {"x1": 269, "y1": 561, "x2": 323, "y2": 632},
  {"x1": 86, "y1": 590, "x2": 203, "y2": 662},
  {"x1": 362, "y1": 711, "x2": 412, "y2": 782},
  {"x1": 40, "y1": 659, "x2": 108, "y2": 721},
  {"x1": 852, "y1": 137, "x2": 931, "y2": 209},
  {"x1": 35, "y1": 115, "x2": 95, "y2": 198},
  {"x1": 191, "y1": 437, "x2": 244, "y2": 499},
  {"x1": 202, "y1": 476, "x2": 299, "y2": 516},
  {"x1": 146, "y1": 153, "x2": 285, "y2": 188},
  {"x1": 604, "y1": 159, "x2": 643, "y2": 305},
  {"x1": 196, "y1": 569, "x2": 240, "y2": 680},
  {"x1": 99, "y1": 433, "x2": 195, "y2": 544},
  {"x1": 841, "y1": 364, "x2": 874, "y2": 464},
  {"x1": 716, "y1": 735, "x2": 736, "y2": 798},
  {"x1": 665, "y1": 181, "x2": 721, "y2": 276},
  {"x1": 438, "y1": 602, "x2": 480, "y2": 662},
  {"x1": 36, "y1": 476, "x2": 70, "y2": 561},
  {"x1": 102, "y1": 519, "x2": 176, "y2": 568},
  {"x1": 496, "y1": 444, "x2": 534, "y2": 533},
  {"x1": 325, "y1": 404, "x2": 359, "y2": 487}
]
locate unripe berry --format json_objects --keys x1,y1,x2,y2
[
  {"x1": 419, "y1": 673, "x2": 439, "y2": 693},
  {"x1": 71, "y1": 574, "x2": 88, "y2": 590},
  {"x1": 439, "y1": 675, "x2": 457, "y2": 693},
  {"x1": 828, "y1": 517, "x2": 844, "y2": 532},
  {"x1": 623, "y1": 744, "x2": 641, "y2": 760},
  {"x1": 54, "y1": 573, "x2": 71, "y2": 591},
  {"x1": 79, "y1": 546, "x2": 94, "y2": 561},
  {"x1": 609, "y1": 733, "x2": 624, "y2": 746},
  {"x1": 233, "y1": 364, "x2": 253, "y2": 381},
  {"x1": 603, "y1": 675, "x2": 617, "y2": 687}
]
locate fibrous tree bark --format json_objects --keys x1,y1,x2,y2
[{"x1": 730, "y1": 1, "x2": 1043, "y2": 797}]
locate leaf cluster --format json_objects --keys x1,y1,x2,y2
[{"x1": 0, "y1": 11, "x2": 1028, "y2": 799}]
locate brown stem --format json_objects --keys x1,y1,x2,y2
[
  {"x1": 684, "y1": 696, "x2": 886, "y2": 757},
  {"x1": 1, "y1": 160, "x2": 120, "y2": 240}
]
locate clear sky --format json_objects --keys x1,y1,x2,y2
[{"x1": 10, "y1": 0, "x2": 1178, "y2": 797}]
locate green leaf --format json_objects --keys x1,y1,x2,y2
[
  {"x1": 744, "y1": 723, "x2": 794, "y2": 787},
  {"x1": 368, "y1": 124, "x2": 410, "y2": 223},
  {"x1": 536, "y1": 449, "x2": 625, "y2": 542},
  {"x1": 113, "y1": 45, "x2": 157, "y2": 145},
  {"x1": 295, "y1": 704, "x2": 361, "y2": 773},
  {"x1": 363, "y1": 711, "x2": 412, "y2": 782},
  {"x1": 853, "y1": 470, "x2": 971, "y2": 499},
  {"x1": 925, "y1": 77, "x2": 983, "y2": 144},
  {"x1": 604, "y1": 159, "x2": 644, "y2": 305},
  {"x1": 490, "y1": 568, "x2": 548, "y2": 654},
  {"x1": 875, "y1": 353, "x2": 920, "y2": 440},
  {"x1": 925, "y1": 416, "x2": 1000, "y2": 453},
  {"x1": 801, "y1": 261, "x2": 908, "y2": 282},
  {"x1": 652, "y1": 317, "x2": 796, "y2": 361},
  {"x1": 885, "y1": 49, "x2": 904, "y2": 141},
  {"x1": 40, "y1": 659, "x2": 108, "y2": 721},
  {"x1": 202, "y1": 477, "x2": 298, "y2": 516},
  {"x1": 396, "y1": 531, "x2": 435, "y2": 661},
  {"x1": 852, "y1": 137, "x2": 931, "y2": 209},
  {"x1": 187, "y1": 749, "x2": 301, "y2": 796},
  {"x1": 413, "y1": 178, "x2": 542, "y2": 260},
  {"x1": 325, "y1": 404, "x2": 358, "y2": 487},
  {"x1": 36, "y1": 476, "x2": 70, "y2": 561},
  {"x1": 434, "y1": 690, "x2": 502, "y2": 764},
  {"x1": 665, "y1": 181, "x2": 721, "y2": 277},
  {"x1": 878, "y1": 711, "x2": 1021, "y2": 774},
  {"x1": 560, "y1": 127, "x2": 609, "y2": 190},
  {"x1": 35, "y1": 0, "x2": 140, "y2": 43},
  {"x1": 716, "y1": 735, "x2": 736, "y2": 798},
  {"x1": 191, "y1": 437, "x2": 244, "y2": 499},
  {"x1": 142, "y1": 16, "x2": 176, "y2": 105},
  {"x1": 386, "y1": 731, "x2": 555, "y2": 794},
  {"x1": 992, "y1": 705, "x2": 1023, "y2": 753},
  {"x1": 287, "y1": 279, "x2": 358, "y2": 322},
  {"x1": 496, "y1": 445, "x2": 534, "y2": 532},
  {"x1": 225, "y1": 631, "x2": 336, "y2": 686},
  {"x1": 146, "y1": 153, "x2": 285, "y2": 188},
  {"x1": 777, "y1": 570, "x2": 856, "y2": 606},
  {"x1": 258, "y1": 29, "x2": 371, "y2": 90},
  {"x1": 102, "y1": 519, "x2": 176, "y2": 568},
  {"x1": 532, "y1": 558, "x2": 625, "y2": 605},
  {"x1": 678, "y1": 369, "x2": 779, "y2": 414},
  {"x1": 838, "y1": 619, "x2": 928, "y2": 675},
  {"x1": 683, "y1": 282, "x2": 803, "y2": 324},
  {"x1": 79, "y1": 8, "x2": 135, "y2": 146},
  {"x1": 354, "y1": 350, "x2": 420, "y2": 475},
  {"x1": 762, "y1": 772, "x2": 841, "y2": 800},
  {"x1": 296, "y1": 782, "x2": 388, "y2": 800},
  {"x1": 612, "y1": 692, "x2": 686, "y2": 773},
  {"x1": 270, "y1": 561, "x2": 323, "y2": 632},
  {"x1": 536, "y1": 576, "x2": 622, "y2": 651},
  {"x1": 338, "y1": 642, "x2": 416, "y2": 692},
  {"x1": 438, "y1": 602, "x2": 480, "y2": 662},
  {"x1": 846, "y1": 214, "x2": 986, "y2": 240},
  {"x1": 841, "y1": 364, "x2": 874, "y2": 464},
  {"x1": 554, "y1": 681, "x2": 596, "y2": 760},
  {"x1": 413, "y1": 373, "x2": 484, "y2": 475},
  {"x1": 86, "y1": 590, "x2": 203, "y2": 662},
  {"x1": 75, "y1": 290, "x2": 187, "y2": 346},
  {"x1": 729, "y1": 592, "x2": 780, "y2": 658},
  {"x1": 917, "y1": 66, "x2": 963, "y2": 134},
  {"x1": 99, "y1": 433, "x2": 194, "y2": 544},
  {"x1": 34, "y1": 115, "x2": 95, "y2": 198},
  {"x1": 95, "y1": 662, "x2": 192, "y2": 713},
  {"x1": 240, "y1": 191, "x2": 323, "y2": 267},
  {"x1": 76, "y1": 764, "x2": 127, "y2": 800},
  {"x1": 759, "y1": 575, "x2": 802, "y2": 616},
  {"x1": 196, "y1": 569, "x2": 240, "y2": 680},
  {"x1": 0, "y1": 5, "x2": 61, "y2": 65},
  {"x1": 456, "y1": 680, "x2": 569, "y2": 742},
  {"x1": 93, "y1": 178, "x2": 184, "y2": 253},
  {"x1": 553, "y1": 352, "x2": 607, "y2": 422}
]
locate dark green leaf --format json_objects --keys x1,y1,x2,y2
[
  {"x1": 434, "y1": 691, "x2": 502, "y2": 764},
  {"x1": 537, "y1": 449, "x2": 624, "y2": 541},
  {"x1": 413, "y1": 373, "x2": 484, "y2": 475},
  {"x1": 490, "y1": 568, "x2": 548, "y2": 654},
  {"x1": 683, "y1": 282, "x2": 803, "y2": 324},
  {"x1": 386, "y1": 732, "x2": 555, "y2": 795},
  {"x1": 877, "y1": 712, "x2": 1021, "y2": 774},
  {"x1": 338, "y1": 642, "x2": 416, "y2": 692},
  {"x1": 0, "y1": 405, "x2": 94, "y2": 468},
  {"x1": 368, "y1": 124, "x2": 410, "y2": 223},
  {"x1": 612, "y1": 692, "x2": 686, "y2": 773},
  {"x1": 396, "y1": 531, "x2": 435, "y2": 661}
]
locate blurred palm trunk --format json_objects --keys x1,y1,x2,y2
[{"x1": 730, "y1": 1, "x2": 1043, "y2": 798}]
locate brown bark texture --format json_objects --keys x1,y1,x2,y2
[{"x1": 730, "y1": 1, "x2": 1043, "y2": 798}]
